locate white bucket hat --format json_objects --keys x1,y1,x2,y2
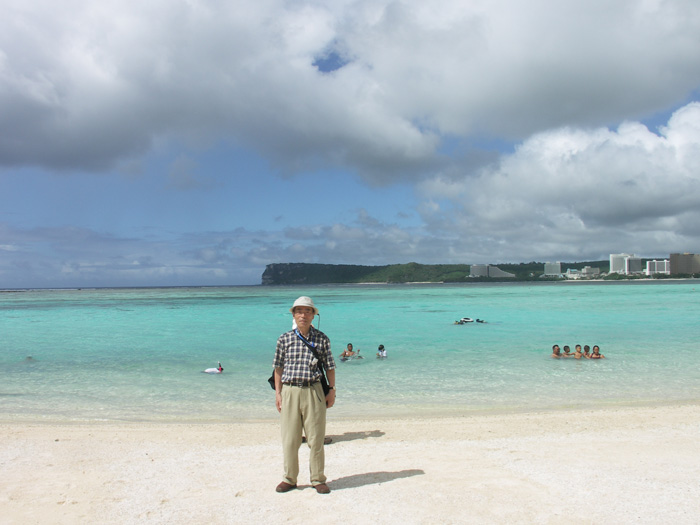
[{"x1": 289, "y1": 296, "x2": 318, "y2": 315}]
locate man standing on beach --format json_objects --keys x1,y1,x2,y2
[{"x1": 273, "y1": 296, "x2": 336, "y2": 494}]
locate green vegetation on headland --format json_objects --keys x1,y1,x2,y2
[
  {"x1": 262, "y1": 262, "x2": 472, "y2": 285},
  {"x1": 261, "y1": 261, "x2": 619, "y2": 285}
]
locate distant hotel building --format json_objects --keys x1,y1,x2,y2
[
  {"x1": 609, "y1": 253, "x2": 642, "y2": 274},
  {"x1": 543, "y1": 262, "x2": 562, "y2": 276},
  {"x1": 562, "y1": 266, "x2": 600, "y2": 279},
  {"x1": 581, "y1": 266, "x2": 600, "y2": 277},
  {"x1": 469, "y1": 264, "x2": 489, "y2": 277},
  {"x1": 670, "y1": 253, "x2": 700, "y2": 275},
  {"x1": 469, "y1": 264, "x2": 515, "y2": 278},
  {"x1": 645, "y1": 259, "x2": 670, "y2": 276}
]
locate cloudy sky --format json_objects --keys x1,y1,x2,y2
[{"x1": 2, "y1": 0, "x2": 700, "y2": 288}]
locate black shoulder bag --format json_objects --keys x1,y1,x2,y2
[{"x1": 267, "y1": 329, "x2": 331, "y2": 396}]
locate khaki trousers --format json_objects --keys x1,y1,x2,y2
[{"x1": 280, "y1": 382, "x2": 327, "y2": 486}]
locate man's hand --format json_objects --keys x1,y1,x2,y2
[
  {"x1": 325, "y1": 389, "x2": 336, "y2": 408},
  {"x1": 274, "y1": 368, "x2": 283, "y2": 412}
]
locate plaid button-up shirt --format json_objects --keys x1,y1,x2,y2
[{"x1": 273, "y1": 326, "x2": 335, "y2": 383}]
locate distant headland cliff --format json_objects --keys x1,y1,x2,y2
[{"x1": 261, "y1": 261, "x2": 610, "y2": 285}]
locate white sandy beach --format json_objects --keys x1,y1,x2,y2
[{"x1": 2, "y1": 404, "x2": 699, "y2": 525}]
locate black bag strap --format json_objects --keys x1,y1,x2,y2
[
  {"x1": 294, "y1": 329, "x2": 330, "y2": 396},
  {"x1": 294, "y1": 329, "x2": 326, "y2": 371}
]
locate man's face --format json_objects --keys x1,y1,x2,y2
[{"x1": 293, "y1": 306, "x2": 315, "y2": 330}]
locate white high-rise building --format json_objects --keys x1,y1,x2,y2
[
  {"x1": 469, "y1": 264, "x2": 489, "y2": 277},
  {"x1": 645, "y1": 260, "x2": 670, "y2": 276},
  {"x1": 544, "y1": 262, "x2": 562, "y2": 276},
  {"x1": 610, "y1": 253, "x2": 642, "y2": 274},
  {"x1": 469, "y1": 264, "x2": 516, "y2": 278},
  {"x1": 610, "y1": 253, "x2": 630, "y2": 273}
]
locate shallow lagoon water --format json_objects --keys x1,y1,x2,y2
[{"x1": 1, "y1": 281, "x2": 699, "y2": 421}]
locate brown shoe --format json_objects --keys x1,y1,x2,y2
[
  {"x1": 276, "y1": 482, "x2": 297, "y2": 493},
  {"x1": 314, "y1": 483, "x2": 331, "y2": 494}
]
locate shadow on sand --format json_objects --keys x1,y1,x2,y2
[
  {"x1": 326, "y1": 430, "x2": 385, "y2": 443},
  {"x1": 331, "y1": 469, "x2": 425, "y2": 490}
]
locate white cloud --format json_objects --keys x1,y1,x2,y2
[
  {"x1": 2, "y1": 1, "x2": 700, "y2": 287},
  {"x1": 418, "y1": 102, "x2": 700, "y2": 261},
  {"x1": 2, "y1": 0, "x2": 699, "y2": 183}
]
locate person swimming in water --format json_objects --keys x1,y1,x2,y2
[
  {"x1": 340, "y1": 343, "x2": 356, "y2": 359},
  {"x1": 583, "y1": 345, "x2": 591, "y2": 359},
  {"x1": 590, "y1": 345, "x2": 605, "y2": 359},
  {"x1": 551, "y1": 344, "x2": 562, "y2": 358},
  {"x1": 203, "y1": 361, "x2": 224, "y2": 373}
]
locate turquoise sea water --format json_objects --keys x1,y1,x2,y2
[{"x1": 1, "y1": 281, "x2": 700, "y2": 422}]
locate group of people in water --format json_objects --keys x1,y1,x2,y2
[
  {"x1": 454, "y1": 317, "x2": 486, "y2": 324},
  {"x1": 204, "y1": 343, "x2": 387, "y2": 372},
  {"x1": 339, "y1": 343, "x2": 387, "y2": 361},
  {"x1": 551, "y1": 344, "x2": 605, "y2": 359}
]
